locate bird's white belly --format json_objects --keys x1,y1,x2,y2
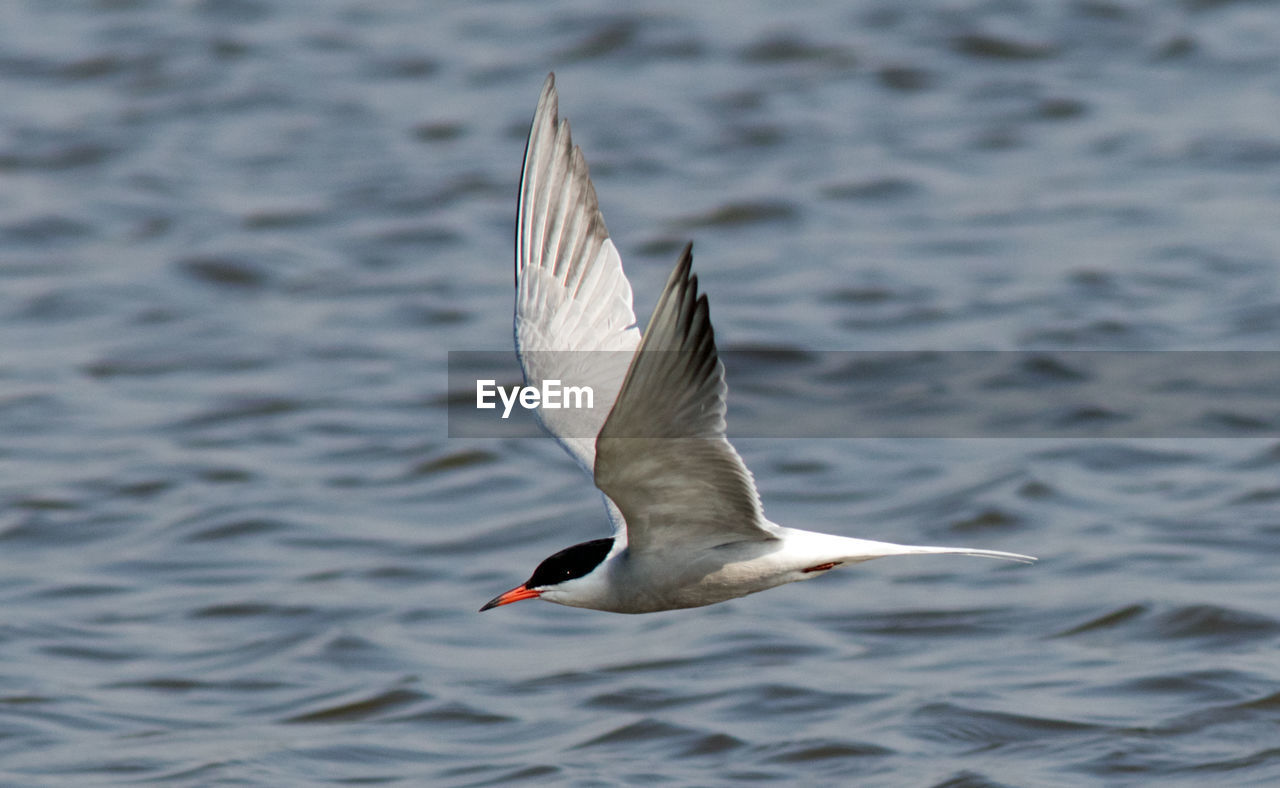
[{"x1": 602, "y1": 544, "x2": 808, "y2": 614}]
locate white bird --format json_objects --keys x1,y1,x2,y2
[{"x1": 481, "y1": 74, "x2": 1034, "y2": 614}]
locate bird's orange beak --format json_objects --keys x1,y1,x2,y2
[{"x1": 479, "y1": 585, "x2": 541, "y2": 611}]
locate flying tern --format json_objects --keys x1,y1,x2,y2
[{"x1": 481, "y1": 74, "x2": 1035, "y2": 614}]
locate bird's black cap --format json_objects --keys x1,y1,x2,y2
[{"x1": 525, "y1": 538, "x2": 614, "y2": 588}]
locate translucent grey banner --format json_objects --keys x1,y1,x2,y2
[{"x1": 447, "y1": 351, "x2": 1280, "y2": 438}]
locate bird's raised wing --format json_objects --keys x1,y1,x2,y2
[
  {"x1": 515, "y1": 73, "x2": 641, "y2": 475},
  {"x1": 594, "y1": 245, "x2": 782, "y2": 554}
]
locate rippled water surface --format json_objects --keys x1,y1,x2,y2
[{"x1": 3, "y1": 1, "x2": 1280, "y2": 785}]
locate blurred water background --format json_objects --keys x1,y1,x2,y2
[{"x1": 2, "y1": 0, "x2": 1279, "y2": 785}]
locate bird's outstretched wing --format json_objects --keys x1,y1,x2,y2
[
  {"x1": 595, "y1": 245, "x2": 782, "y2": 554},
  {"x1": 515, "y1": 73, "x2": 641, "y2": 475}
]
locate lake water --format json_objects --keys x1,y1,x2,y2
[{"x1": 2, "y1": 1, "x2": 1279, "y2": 785}]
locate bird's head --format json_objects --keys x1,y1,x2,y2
[{"x1": 480, "y1": 538, "x2": 615, "y2": 611}]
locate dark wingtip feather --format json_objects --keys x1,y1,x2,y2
[
  {"x1": 677, "y1": 241, "x2": 693, "y2": 279},
  {"x1": 663, "y1": 242, "x2": 694, "y2": 294}
]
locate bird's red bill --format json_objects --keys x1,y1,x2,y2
[{"x1": 480, "y1": 585, "x2": 541, "y2": 611}]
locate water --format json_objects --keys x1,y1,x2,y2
[{"x1": 2, "y1": 0, "x2": 1279, "y2": 784}]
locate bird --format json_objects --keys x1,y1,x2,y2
[{"x1": 480, "y1": 74, "x2": 1035, "y2": 615}]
